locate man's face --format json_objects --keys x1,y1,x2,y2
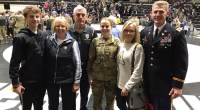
[
  {"x1": 150, "y1": 5, "x2": 169, "y2": 27},
  {"x1": 25, "y1": 12, "x2": 41, "y2": 30},
  {"x1": 73, "y1": 9, "x2": 87, "y2": 26}
]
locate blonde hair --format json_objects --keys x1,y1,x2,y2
[
  {"x1": 51, "y1": 17, "x2": 69, "y2": 32},
  {"x1": 121, "y1": 19, "x2": 140, "y2": 43},
  {"x1": 152, "y1": 0, "x2": 169, "y2": 12},
  {"x1": 100, "y1": 17, "x2": 114, "y2": 28}
]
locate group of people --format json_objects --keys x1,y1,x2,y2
[{"x1": 9, "y1": 1, "x2": 188, "y2": 110}]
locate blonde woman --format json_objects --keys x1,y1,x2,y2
[
  {"x1": 45, "y1": 17, "x2": 82, "y2": 110},
  {"x1": 116, "y1": 19, "x2": 145, "y2": 110}
]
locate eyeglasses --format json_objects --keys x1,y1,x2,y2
[{"x1": 123, "y1": 29, "x2": 136, "y2": 33}]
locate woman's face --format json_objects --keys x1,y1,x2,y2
[
  {"x1": 100, "y1": 19, "x2": 112, "y2": 36},
  {"x1": 123, "y1": 24, "x2": 136, "y2": 43},
  {"x1": 54, "y1": 21, "x2": 67, "y2": 38}
]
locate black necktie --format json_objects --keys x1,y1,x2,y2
[{"x1": 154, "y1": 28, "x2": 159, "y2": 38}]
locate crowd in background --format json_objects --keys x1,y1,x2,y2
[
  {"x1": 0, "y1": 0, "x2": 200, "y2": 44},
  {"x1": 7, "y1": 1, "x2": 190, "y2": 110}
]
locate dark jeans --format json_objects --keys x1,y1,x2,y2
[
  {"x1": 47, "y1": 83, "x2": 76, "y2": 110},
  {"x1": 116, "y1": 87, "x2": 129, "y2": 110},
  {"x1": 21, "y1": 83, "x2": 46, "y2": 110},
  {"x1": 79, "y1": 69, "x2": 90, "y2": 110}
]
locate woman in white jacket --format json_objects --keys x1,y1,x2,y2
[{"x1": 116, "y1": 19, "x2": 145, "y2": 110}]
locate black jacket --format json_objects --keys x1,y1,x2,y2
[
  {"x1": 140, "y1": 23, "x2": 188, "y2": 95},
  {"x1": 44, "y1": 33, "x2": 82, "y2": 84},
  {"x1": 68, "y1": 24, "x2": 97, "y2": 69},
  {"x1": 9, "y1": 28, "x2": 47, "y2": 86}
]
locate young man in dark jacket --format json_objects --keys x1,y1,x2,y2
[{"x1": 9, "y1": 6, "x2": 47, "y2": 110}]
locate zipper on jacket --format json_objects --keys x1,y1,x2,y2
[{"x1": 54, "y1": 47, "x2": 59, "y2": 83}]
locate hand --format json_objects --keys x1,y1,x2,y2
[
  {"x1": 121, "y1": 87, "x2": 129, "y2": 96},
  {"x1": 13, "y1": 85, "x2": 25, "y2": 95},
  {"x1": 73, "y1": 83, "x2": 79, "y2": 92},
  {"x1": 88, "y1": 74, "x2": 93, "y2": 86},
  {"x1": 169, "y1": 87, "x2": 182, "y2": 99}
]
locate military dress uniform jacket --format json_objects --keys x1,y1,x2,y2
[
  {"x1": 140, "y1": 23, "x2": 188, "y2": 95},
  {"x1": 87, "y1": 35, "x2": 120, "y2": 81}
]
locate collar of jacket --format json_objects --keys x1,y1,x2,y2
[
  {"x1": 99, "y1": 34, "x2": 116, "y2": 45},
  {"x1": 50, "y1": 32, "x2": 73, "y2": 46},
  {"x1": 69, "y1": 24, "x2": 88, "y2": 33}
]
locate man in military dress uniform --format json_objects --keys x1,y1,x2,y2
[{"x1": 140, "y1": 1, "x2": 188, "y2": 110}]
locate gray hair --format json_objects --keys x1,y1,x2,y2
[{"x1": 73, "y1": 5, "x2": 87, "y2": 15}]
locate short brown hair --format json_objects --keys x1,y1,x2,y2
[
  {"x1": 23, "y1": 6, "x2": 41, "y2": 18},
  {"x1": 152, "y1": 1, "x2": 169, "y2": 12}
]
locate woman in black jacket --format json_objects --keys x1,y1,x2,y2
[{"x1": 45, "y1": 17, "x2": 82, "y2": 110}]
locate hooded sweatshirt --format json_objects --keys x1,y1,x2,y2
[{"x1": 9, "y1": 28, "x2": 47, "y2": 86}]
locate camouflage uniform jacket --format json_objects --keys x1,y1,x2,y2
[{"x1": 87, "y1": 35, "x2": 120, "y2": 81}]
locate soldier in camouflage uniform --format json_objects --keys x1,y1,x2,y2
[
  {"x1": 0, "y1": 12, "x2": 7, "y2": 44},
  {"x1": 87, "y1": 17, "x2": 120, "y2": 110},
  {"x1": 12, "y1": 11, "x2": 26, "y2": 37}
]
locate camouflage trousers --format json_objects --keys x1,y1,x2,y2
[
  {"x1": 0, "y1": 26, "x2": 6, "y2": 40},
  {"x1": 92, "y1": 80, "x2": 117, "y2": 110}
]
